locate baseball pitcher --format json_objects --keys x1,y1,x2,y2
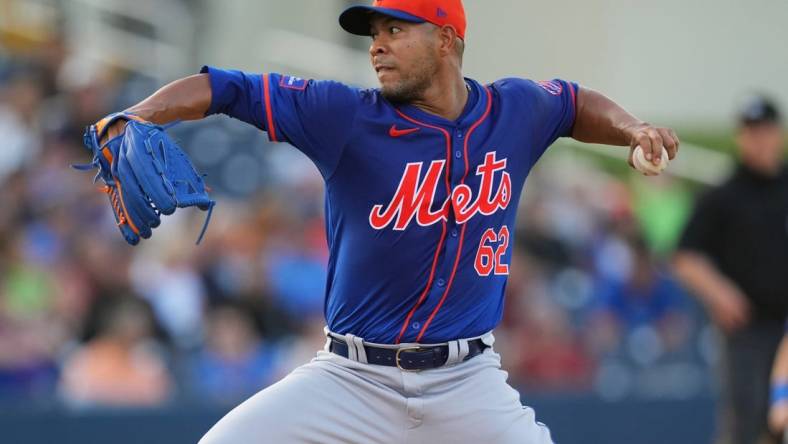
[{"x1": 79, "y1": 1, "x2": 679, "y2": 442}]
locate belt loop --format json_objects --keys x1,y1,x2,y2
[
  {"x1": 445, "y1": 340, "x2": 460, "y2": 365},
  {"x1": 457, "y1": 338, "x2": 470, "y2": 361},
  {"x1": 344, "y1": 332, "x2": 371, "y2": 363},
  {"x1": 323, "y1": 326, "x2": 332, "y2": 352},
  {"x1": 352, "y1": 336, "x2": 368, "y2": 364},
  {"x1": 481, "y1": 332, "x2": 495, "y2": 348},
  {"x1": 344, "y1": 333, "x2": 359, "y2": 361}
]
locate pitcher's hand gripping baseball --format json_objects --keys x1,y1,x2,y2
[
  {"x1": 626, "y1": 123, "x2": 679, "y2": 175},
  {"x1": 74, "y1": 112, "x2": 215, "y2": 245}
]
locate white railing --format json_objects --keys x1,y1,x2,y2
[
  {"x1": 556, "y1": 138, "x2": 734, "y2": 186},
  {"x1": 62, "y1": 0, "x2": 194, "y2": 82}
]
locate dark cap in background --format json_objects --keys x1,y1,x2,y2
[{"x1": 738, "y1": 95, "x2": 782, "y2": 126}]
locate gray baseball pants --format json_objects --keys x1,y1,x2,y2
[{"x1": 199, "y1": 331, "x2": 554, "y2": 444}]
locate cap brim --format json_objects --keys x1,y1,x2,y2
[
  {"x1": 339, "y1": 6, "x2": 425, "y2": 36},
  {"x1": 740, "y1": 116, "x2": 780, "y2": 126}
]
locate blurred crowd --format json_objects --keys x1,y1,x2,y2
[{"x1": 0, "y1": 39, "x2": 715, "y2": 410}]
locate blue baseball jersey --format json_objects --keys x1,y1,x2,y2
[{"x1": 200, "y1": 65, "x2": 577, "y2": 344}]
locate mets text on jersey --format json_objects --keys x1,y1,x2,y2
[{"x1": 369, "y1": 151, "x2": 511, "y2": 231}]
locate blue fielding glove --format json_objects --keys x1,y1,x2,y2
[{"x1": 74, "y1": 112, "x2": 215, "y2": 245}]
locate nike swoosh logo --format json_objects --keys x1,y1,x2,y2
[{"x1": 389, "y1": 125, "x2": 420, "y2": 137}]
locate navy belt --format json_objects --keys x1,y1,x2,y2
[{"x1": 329, "y1": 337, "x2": 488, "y2": 371}]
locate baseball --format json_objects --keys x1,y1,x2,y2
[{"x1": 632, "y1": 145, "x2": 669, "y2": 175}]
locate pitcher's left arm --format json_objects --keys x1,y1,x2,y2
[{"x1": 571, "y1": 86, "x2": 680, "y2": 167}]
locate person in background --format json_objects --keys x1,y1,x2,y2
[
  {"x1": 189, "y1": 303, "x2": 281, "y2": 405},
  {"x1": 674, "y1": 96, "x2": 788, "y2": 444},
  {"x1": 591, "y1": 235, "x2": 691, "y2": 356},
  {"x1": 58, "y1": 296, "x2": 173, "y2": 408}
]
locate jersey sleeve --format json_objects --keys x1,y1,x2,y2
[
  {"x1": 494, "y1": 78, "x2": 578, "y2": 165},
  {"x1": 200, "y1": 66, "x2": 361, "y2": 178}
]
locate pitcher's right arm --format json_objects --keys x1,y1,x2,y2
[{"x1": 102, "y1": 74, "x2": 211, "y2": 141}]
